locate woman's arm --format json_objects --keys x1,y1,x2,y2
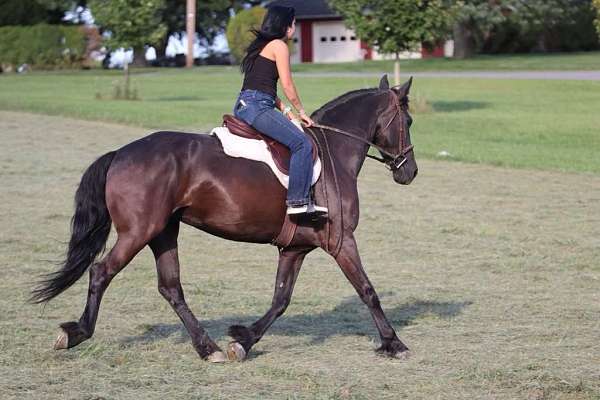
[
  {"x1": 276, "y1": 96, "x2": 295, "y2": 120},
  {"x1": 271, "y1": 40, "x2": 314, "y2": 126},
  {"x1": 275, "y1": 97, "x2": 284, "y2": 111}
]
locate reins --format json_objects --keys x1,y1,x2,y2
[{"x1": 306, "y1": 93, "x2": 414, "y2": 171}]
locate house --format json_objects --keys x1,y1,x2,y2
[{"x1": 266, "y1": 0, "x2": 443, "y2": 63}]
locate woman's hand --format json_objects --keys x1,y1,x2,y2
[{"x1": 299, "y1": 110, "x2": 314, "y2": 127}]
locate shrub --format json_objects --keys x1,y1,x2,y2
[
  {"x1": 0, "y1": 24, "x2": 86, "y2": 70},
  {"x1": 226, "y1": 7, "x2": 267, "y2": 63}
]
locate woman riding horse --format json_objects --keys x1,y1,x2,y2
[{"x1": 234, "y1": 5, "x2": 327, "y2": 216}]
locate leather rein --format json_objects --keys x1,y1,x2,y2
[{"x1": 307, "y1": 92, "x2": 414, "y2": 171}]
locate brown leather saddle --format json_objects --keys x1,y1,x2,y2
[{"x1": 222, "y1": 114, "x2": 318, "y2": 175}]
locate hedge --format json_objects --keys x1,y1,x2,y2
[{"x1": 0, "y1": 24, "x2": 86, "y2": 69}]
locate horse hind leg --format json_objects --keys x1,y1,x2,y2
[
  {"x1": 148, "y1": 218, "x2": 226, "y2": 362},
  {"x1": 54, "y1": 234, "x2": 146, "y2": 350}
]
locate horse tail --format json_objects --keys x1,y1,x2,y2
[{"x1": 31, "y1": 151, "x2": 117, "y2": 303}]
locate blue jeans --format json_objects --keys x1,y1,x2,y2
[{"x1": 233, "y1": 89, "x2": 313, "y2": 206}]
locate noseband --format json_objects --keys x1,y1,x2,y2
[{"x1": 309, "y1": 91, "x2": 413, "y2": 171}]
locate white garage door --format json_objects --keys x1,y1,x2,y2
[{"x1": 312, "y1": 21, "x2": 362, "y2": 63}]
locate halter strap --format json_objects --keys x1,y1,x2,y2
[{"x1": 307, "y1": 91, "x2": 414, "y2": 171}]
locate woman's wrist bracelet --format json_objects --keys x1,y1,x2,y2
[{"x1": 298, "y1": 109, "x2": 306, "y2": 116}]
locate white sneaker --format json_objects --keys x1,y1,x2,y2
[
  {"x1": 307, "y1": 203, "x2": 328, "y2": 215},
  {"x1": 286, "y1": 204, "x2": 308, "y2": 215}
]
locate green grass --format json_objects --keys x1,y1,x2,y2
[
  {"x1": 292, "y1": 51, "x2": 600, "y2": 73},
  {"x1": 1, "y1": 66, "x2": 599, "y2": 173},
  {"x1": 1, "y1": 111, "x2": 599, "y2": 399}
]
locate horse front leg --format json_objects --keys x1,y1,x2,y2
[
  {"x1": 227, "y1": 247, "x2": 313, "y2": 361},
  {"x1": 334, "y1": 235, "x2": 410, "y2": 359}
]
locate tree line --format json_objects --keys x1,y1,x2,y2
[{"x1": 2, "y1": 0, "x2": 600, "y2": 67}]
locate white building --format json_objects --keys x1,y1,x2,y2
[{"x1": 267, "y1": 0, "x2": 430, "y2": 63}]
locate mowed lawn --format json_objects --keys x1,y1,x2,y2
[
  {"x1": 1, "y1": 65, "x2": 600, "y2": 173},
  {"x1": 0, "y1": 57, "x2": 599, "y2": 399},
  {"x1": 0, "y1": 110, "x2": 599, "y2": 399},
  {"x1": 292, "y1": 51, "x2": 600, "y2": 73}
]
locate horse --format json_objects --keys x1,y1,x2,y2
[{"x1": 32, "y1": 74, "x2": 418, "y2": 362}]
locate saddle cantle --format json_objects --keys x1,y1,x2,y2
[{"x1": 223, "y1": 114, "x2": 318, "y2": 175}]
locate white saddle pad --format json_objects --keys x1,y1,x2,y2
[{"x1": 211, "y1": 126, "x2": 322, "y2": 189}]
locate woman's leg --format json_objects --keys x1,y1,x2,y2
[{"x1": 251, "y1": 108, "x2": 313, "y2": 206}]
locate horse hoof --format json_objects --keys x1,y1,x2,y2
[
  {"x1": 54, "y1": 329, "x2": 68, "y2": 350},
  {"x1": 227, "y1": 342, "x2": 247, "y2": 361},
  {"x1": 392, "y1": 350, "x2": 412, "y2": 360},
  {"x1": 207, "y1": 351, "x2": 228, "y2": 363}
]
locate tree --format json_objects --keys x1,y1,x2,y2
[
  {"x1": 510, "y1": 0, "x2": 584, "y2": 51},
  {"x1": 154, "y1": 0, "x2": 260, "y2": 60},
  {"x1": 88, "y1": 0, "x2": 166, "y2": 66},
  {"x1": 89, "y1": 0, "x2": 166, "y2": 99},
  {"x1": 450, "y1": 0, "x2": 598, "y2": 56},
  {"x1": 329, "y1": 0, "x2": 452, "y2": 85},
  {"x1": 35, "y1": 0, "x2": 90, "y2": 23},
  {"x1": 594, "y1": 0, "x2": 600, "y2": 38},
  {"x1": 449, "y1": 0, "x2": 508, "y2": 58},
  {"x1": 1, "y1": 0, "x2": 65, "y2": 26},
  {"x1": 226, "y1": 6, "x2": 267, "y2": 63}
]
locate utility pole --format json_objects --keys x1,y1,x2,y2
[{"x1": 186, "y1": 0, "x2": 196, "y2": 68}]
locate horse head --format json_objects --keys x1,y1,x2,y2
[{"x1": 376, "y1": 74, "x2": 418, "y2": 185}]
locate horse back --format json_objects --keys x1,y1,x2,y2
[{"x1": 105, "y1": 131, "x2": 287, "y2": 243}]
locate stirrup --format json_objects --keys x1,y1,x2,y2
[
  {"x1": 308, "y1": 203, "x2": 328, "y2": 215},
  {"x1": 286, "y1": 204, "x2": 308, "y2": 215}
]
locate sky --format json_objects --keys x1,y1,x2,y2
[{"x1": 64, "y1": 5, "x2": 230, "y2": 67}]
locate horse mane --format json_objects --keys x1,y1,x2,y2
[{"x1": 311, "y1": 88, "x2": 381, "y2": 121}]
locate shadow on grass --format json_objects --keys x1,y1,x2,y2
[
  {"x1": 432, "y1": 101, "x2": 490, "y2": 112},
  {"x1": 120, "y1": 295, "x2": 472, "y2": 347}
]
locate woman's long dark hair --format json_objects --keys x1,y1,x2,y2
[{"x1": 240, "y1": 6, "x2": 295, "y2": 74}]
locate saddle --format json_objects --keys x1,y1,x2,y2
[{"x1": 223, "y1": 114, "x2": 318, "y2": 175}]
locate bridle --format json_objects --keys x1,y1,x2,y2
[{"x1": 309, "y1": 90, "x2": 414, "y2": 171}]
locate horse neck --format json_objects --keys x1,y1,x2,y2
[{"x1": 314, "y1": 92, "x2": 389, "y2": 178}]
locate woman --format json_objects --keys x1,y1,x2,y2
[{"x1": 233, "y1": 6, "x2": 327, "y2": 216}]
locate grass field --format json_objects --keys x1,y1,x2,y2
[
  {"x1": 0, "y1": 110, "x2": 599, "y2": 399},
  {"x1": 292, "y1": 51, "x2": 600, "y2": 73},
  {"x1": 1, "y1": 54, "x2": 599, "y2": 398},
  {"x1": 1, "y1": 66, "x2": 600, "y2": 173}
]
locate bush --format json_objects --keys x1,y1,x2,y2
[
  {"x1": 481, "y1": 0, "x2": 600, "y2": 54},
  {"x1": 226, "y1": 7, "x2": 267, "y2": 63},
  {"x1": 0, "y1": 24, "x2": 86, "y2": 70}
]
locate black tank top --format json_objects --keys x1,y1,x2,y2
[{"x1": 242, "y1": 55, "x2": 279, "y2": 98}]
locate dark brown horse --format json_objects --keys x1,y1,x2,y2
[{"x1": 32, "y1": 75, "x2": 418, "y2": 362}]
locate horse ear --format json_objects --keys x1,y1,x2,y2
[
  {"x1": 394, "y1": 77, "x2": 413, "y2": 97},
  {"x1": 379, "y1": 74, "x2": 390, "y2": 90}
]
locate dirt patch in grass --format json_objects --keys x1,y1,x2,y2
[{"x1": 1, "y1": 111, "x2": 599, "y2": 399}]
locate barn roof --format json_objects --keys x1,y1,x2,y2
[{"x1": 266, "y1": 0, "x2": 341, "y2": 20}]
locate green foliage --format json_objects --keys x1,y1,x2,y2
[
  {"x1": 0, "y1": 24, "x2": 86, "y2": 68},
  {"x1": 0, "y1": 0, "x2": 64, "y2": 26},
  {"x1": 451, "y1": 0, "x2": 599, "y2": 55},
  {"x1": 226, "y1": 7, "x2": 267, "y2": 63},
  {"x1": 450, "y1": 0, "x2": 507, "y2": 54},
  {"x1": 88, "y1": 0, "x2": 167, "y2": 51},
  {"x1": 160, "y1": 0, "x2": 245, "y2": 46},
  {"x1": 329, "y1": 0, "x2": 452, "y2": 55},
  {"x1": 593, "y1": 0, "x2": 600, "y2": 37}
]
